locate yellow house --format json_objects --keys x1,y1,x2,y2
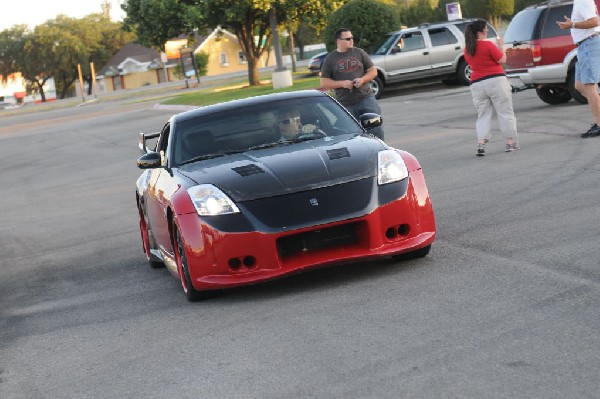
[
  {"x1": 98, "y1": 28, "x2": 275, "y2": 92},
  {"x1": 194, "y1": 28, "x2": 273, "y2": 77}
]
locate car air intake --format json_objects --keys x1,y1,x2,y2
[
  {"x1": 326, "y1": 147, "x2": 350, "y2": 160},
  {"x1": 276, "y1": 223, "x2": 358, "y2": 258},
  {"x1": 232, "y1": 164, "x2": 265, "y2": 177}
]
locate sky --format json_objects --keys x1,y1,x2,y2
[{"x1": 1, "y1": 0, "x2": 126, "y2": 31}]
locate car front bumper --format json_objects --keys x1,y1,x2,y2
[{"x1": 176, "y1": 171, "x2": 436, "y2": 290}]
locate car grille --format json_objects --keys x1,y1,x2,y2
[{"x1": 277, "y1": 222, "x2": 359, "y2": 258}]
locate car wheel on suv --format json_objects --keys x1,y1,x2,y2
[
  {"x1": 456, "y1": 59, "x2": 471, "y2": 85},
  {"x1": 370, "y1": 76, "x2": 383, "y2": 99},
  {"x1": 567, "y1": 68, "x2": 588, "y2": 104},
  {"x1": 535, "y1": 86, "x2": 572, "y2": 104}
]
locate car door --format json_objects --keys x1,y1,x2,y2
[
  {"x1": 145, "y1": 123, "x2": 177, "y2": 253},
  {"x1": 383, "y1": 30, "x2": 432, "y2": 83},
  {"x1": 426, "y1": 26, "x2": 461, "y2": 74}
]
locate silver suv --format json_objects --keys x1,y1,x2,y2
[{"x1": 369, "y1": 19, "x2": 498, "y2": 98}]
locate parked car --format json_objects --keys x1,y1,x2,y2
[
  {"x1": 369, "y1": 18, "x2": 499, "y2": 98},
  {"x1": 0, "y1": 101, "x2": 18, "y2": 110},
  {"x1": 308, "y1": 51, "x2": 328, "y2": 75},
  {"x1": 504, "y1": 0, "x2": 600, "y2": 105},
  {"x1": 135, "y1": 90, "x2": 436, "y2": 301}
]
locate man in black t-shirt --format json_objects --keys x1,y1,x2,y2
[{"x1": 320, "y1": 28, "x2": 384, "y2": 140}]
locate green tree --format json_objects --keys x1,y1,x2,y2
[
  {"x1": 323, "y1": 0, "x2": 400, "y2": 53},
  {"x1": 513, "y1": 0, "x2": 539, "y2": 13},
  {"x1": 399, "y1": 0, "x2": 440, "y2": 26},
  {"x1": 279, "y1": 0, "x2": 344, "y2": 70},
  {"x1": 121, "y1": 0, "x2": 201, "y2": 50},
  {"x1": 121, "y1": 0, "x2": 342, "y2": 86},
  {"x1": 0, "y1": 25, "x2": 27, "y2": 82},
  {"x1": 77, "y1": 14, "x2": 136, "y2": 95},
  {"x1": 1, "y1": 14, "x2": 134, "y2": 101},
  {"x1": 19, "y1": 23, "x2": 88, "y2": 101},
  {"x1": 293, "y1": 22, "x2": 320, "y2": 60},
  {"x1": 463, "y1": 0, "x2": 514, "y2": 26},
  {"x1": 42, "y1": 15, "x2": 135, "y2": 98}
]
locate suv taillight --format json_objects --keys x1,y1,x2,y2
[{"x1": 532, "y1": 44, "x2": 542, "y2": 63}]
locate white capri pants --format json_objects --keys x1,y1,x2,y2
[{"x1": 469, "y1": 76, "x2": 518, "y2": 144}]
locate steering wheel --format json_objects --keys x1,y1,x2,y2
[{"x1": 291, "y1": 129, "x2": 327, "y2": 141}]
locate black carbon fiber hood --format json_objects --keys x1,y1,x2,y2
[{"x1": 177, "y1": 135, "x2": 386, "y2": 202}]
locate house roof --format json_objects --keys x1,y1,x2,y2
[
  {"x1": 97, "y1": 42, "x2": 159, "y2": 75},
  {"x1": 98, "y1": 32, "x2": 210, "y2": 76}
]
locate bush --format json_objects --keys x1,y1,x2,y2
[
  {"x1": 194, "y1": 52, "x2": 209, "y2": 77},
  {"x1": 323, "y1": 0, "x2": 400, "y2": 53}
]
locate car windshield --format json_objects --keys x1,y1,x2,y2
[
  {"x1": 371, "y1": 33, "x2": 399, "y2": 55},
  {"x1": 172, "y1": 95, "x2": 364, "y2": 165}
]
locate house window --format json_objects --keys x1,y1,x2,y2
[
  {"x1": 220, "y1": 52, "x2": 229, "y2": 66},
  {"x1": 238, "y1": 51, "x2": 247, "y2": 64}
]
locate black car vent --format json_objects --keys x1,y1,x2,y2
[
  {"x1": 326, "y1": 147, "x2": 350, "y2": 160},
  {"x1": 232, "y1": 164, "x2": 265, "y2": 177}
]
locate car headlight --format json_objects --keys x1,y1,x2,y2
[
  {"x1": 378, "y1": 150, "x2": 409, "y2": 185},
  {"x1": 187, "y1": 184, "x2": 240, "y2": 216}
]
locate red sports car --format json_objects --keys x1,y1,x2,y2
[{"x1": 136, "y1": 90, "x2": 436, "y2": 301}]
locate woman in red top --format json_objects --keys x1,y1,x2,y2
[{"x1": 464, "y1": 19, "x2": 519, "y2": 156}]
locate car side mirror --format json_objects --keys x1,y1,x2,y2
[
  {"x1": 359, "y1": 113, "x2": 383, "y2": 129},
  {"x1": 137, "y1": 152, "x2": 161, "y2": 169}
]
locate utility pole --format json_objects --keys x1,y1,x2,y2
[{"x1": 269, "y1": 7, "x2": 292, "y2": 88}]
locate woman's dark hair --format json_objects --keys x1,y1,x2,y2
[{"x1": 465, "y1": 19, "x2": 488, "y2": 57}]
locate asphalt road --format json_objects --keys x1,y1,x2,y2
[{"x1": 1, "y1": 82, "x2": 599, "y2": 398}]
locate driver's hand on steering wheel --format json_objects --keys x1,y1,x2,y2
[{"x1": 301, "y1": 124, "x2": 317, "y2": 133}]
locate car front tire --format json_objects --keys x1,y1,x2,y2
[{"x1": 174, "y1": 226, "x2": 210, "y2": 302}]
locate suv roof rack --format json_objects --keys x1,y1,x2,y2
[{"x1": 417, "y1": 18, "x2": 477, "y2": 29}]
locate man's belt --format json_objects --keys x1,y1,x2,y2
[{"x1": 576, "y1": 32, "x2": 600, "y2": 47}]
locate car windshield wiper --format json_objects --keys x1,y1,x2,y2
[
  {"x1": 248, "y1": 142, "x2": 287, "y2": 151},
  {"x1": 222, "y1": 149, "x2": 247, "y2": 155},
  {"x1": 180, "y1": 153, "x2": 225, "y2": 165}
]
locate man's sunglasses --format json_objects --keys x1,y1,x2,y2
[
  {"x1": 339, "y1": 37, "x2": 354, "y2": 42},
  {"x1": 279, "y1": 116, "x2": 301, "y2": 125}
]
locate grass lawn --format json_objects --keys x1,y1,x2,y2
[{"x1": 162, "y1": 72, "x2": 325, "y2": 106}]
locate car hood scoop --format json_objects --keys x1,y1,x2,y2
[
  {"x1": 231, "y1": 164, "x2": 265, "y2": 177},
  {"x1": 178, "y1": 136, "x2": 383, "y2": 202}
]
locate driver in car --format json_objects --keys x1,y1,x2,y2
[{"x1": 276, "y1": 108, "x2": 320, "y2": 140}]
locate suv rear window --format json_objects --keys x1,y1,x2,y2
[
  {"x1": 429, "y1": 28, "x2": 458, "y2": 46},
  {"x1": 541, "y1": 5, "x2": 573, "y2": 38},
  {"x1": 504, "y1": 8, "x2": 543, "y2": 42}
]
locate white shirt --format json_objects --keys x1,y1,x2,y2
[{"x1": 571, "y1": 0, "x2": 600, "y2": 44}]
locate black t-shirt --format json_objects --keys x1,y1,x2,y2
[{"x1": 321, "y1": 47, "x2": 374, "y2": 106}]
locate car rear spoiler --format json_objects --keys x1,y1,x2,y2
[{"x1": 138, "y1": 132, "x2": 160, "y2": 154}]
